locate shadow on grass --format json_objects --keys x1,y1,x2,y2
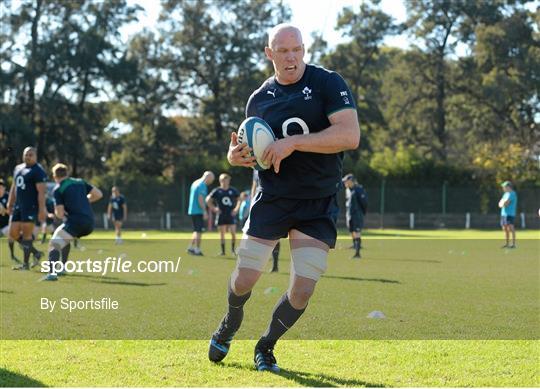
[
  {"x1": 222, "y1": 361, "x2": 385, "y2": 387},
  {"x1": 367, "y1": 258, "x2": 441, "y2": 264},
  {"x1": 0, "y1": 290, "x2": 14, "y2": 294},
  {"x1": 322, "y1": 274, "x2": 400, "y2": 284},
  {"x1": 90, "y1": 280, "x2": 167, "y2": 287},
  {"x1": 65, "y1": 273, "x2": 120, "y2": 281},
  {"x1": 0, "y1": 368, "x2": 47, "y2": 387}
]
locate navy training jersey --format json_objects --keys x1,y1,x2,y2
[
  {"x1": 346, "y1": 185, "x2": 368, "y2": 219},
  {"x1": 53, "y1": 178, "x2": 94, "y2": 223},
  {"x1": 110, "y1": 195, "x2": 126, "y2": 216},
  {"x1": 209, "y1": 187, "x2": 240, "y2": 215},
  {"x1": 0, "y1": 193, "x2": 9, "y2": 227},
  {"x1": 246, "y1": 64, "x2": 357, "y2": 199},
  {"x1": 13, "y1": 163, "x2": 47, "y2": 209}
]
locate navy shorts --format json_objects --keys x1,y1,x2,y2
[
  {"x1": 501, "y1": 215, "x2": 515, "y2": 226},
  {"x1": 216, "y1": 213, "x2": 235, "y2": 226},
  {"x1": 112, "y1": 212, "x2": 124, "y2": 222},
  {"x1": 63, "y1": 219, "x2": 94, "y2": 238},
  {"x1": 347, "y1": 215, "x2": 364, "y2": 232},
  {"x1": 191, "y1": 214, "x2": 204, "y2": 232},
  {"x1": 244, "y1": 192, "x2": 339, "y2": 248},
  {"x1": 11, "y1": 206, "x2": 37, "y2": 223}
]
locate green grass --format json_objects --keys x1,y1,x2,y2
[{"x1": 1, "y1": 229, "x2": 539, "y2": 387}]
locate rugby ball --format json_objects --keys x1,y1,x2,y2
[{"x1": 237, "y1": 117, "x2": 276, "y2": 170}]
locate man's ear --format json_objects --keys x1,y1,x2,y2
[{"x1": 264, "y1": 46, "x2": 273, "y2": 61}]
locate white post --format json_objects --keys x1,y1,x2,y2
[
  {"x1": 166, "y1": 212, "x2": 171, "y2": 230},
  {"x1": 465, "y1": 212, "x2": 471, "y2": 229},
  {"x1": 103, "y1": 213, "x2": 109, "y2": 230},
  {"x1": 409, "y1": 213, "x2": 415, "y2": 229},
  {"x1": 520, "y1": 212, "x2": 526, "y2": 229}
]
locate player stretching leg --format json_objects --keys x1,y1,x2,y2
[
  {"x1": 208, "y1": 24, "x2": 360, "y2": 372},
  {"x1": 206, "y1": 173, "x2": 240, "y2": 256},
  {"x1": 7, "y1": 147, "x2": 47, "y2": 270},
  {"x1": 41, "y1": 164, "x2": 102, "y2": 281}
]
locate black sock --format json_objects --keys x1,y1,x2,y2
[
  {"x1": 358, "y1": 236, "x2": 362, "y2": 248},
  {"x1": 353, "y1": 238, "x2": 359, "y2": 254},
  {"x1": 20, "y1": 240, "x2": 33, "y2": 265},
  {"x1": 61, "y1": 243, "x2": 71, "y2": 264},
  {"x1": 259, "y1": 294, "x2": 306, "y2": 348},
  {"x1": 48, "y1": 248, "x2": 60, "y2": 274},
  {"x1": 272, "y1": 243, "x2": 280, "y2": 270},
  {"x1": 8, "y1": 240, "x2": 15, "y2": 257},
  {"x1": 41, "y1": 233, "x2": 47, "y2": 244},
  {"x1": 220, "y1": 280, "x2": 251, "y2": 335},
  {"x1": 220, "y1": 242, "x2": 225, "y2": 254},
  {"x1": 30, "y1": 244, "x2": 39, "y2": 256},
  {"x1": 231, "y1": 241, "x2": 236, "y2": 252}
]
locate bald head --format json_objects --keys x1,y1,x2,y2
[
  {"x1": 23, "y1": 146, "x2": 37, "y2": 166},
  {"x1": 203, "y1": 171, "x2": 215, "y2": 185},
  {"x1": 267, "y1": 24, "x2": 303, "y2": 50},
  {"x1": 265, "y1": 24, "x2": 306, "y2": 85}
]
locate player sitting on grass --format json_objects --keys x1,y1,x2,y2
[
  {"x1": 41, "y1": 163, "x2": 102, "y2": 281},
  {"x1": 208, "y1": 24, "x2": 360, "y2": 373},
  {"x1": 206, "y1": 173, "x2": 240, "y2": 256}
]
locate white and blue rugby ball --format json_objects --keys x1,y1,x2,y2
[{"x1": 237, "y1": 117, "x2": 276, "y2": 170}]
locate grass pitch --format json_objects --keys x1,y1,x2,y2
[{"x1": 1, "y1": 229, "x2": 538, "y2": 387}]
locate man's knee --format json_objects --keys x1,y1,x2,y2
[
  {"x1": 232, "y1": 268, "x2": 260, "y2": 295},
  {"x1": 289, "y1": 284, "x2": 315, "y2": 309}
]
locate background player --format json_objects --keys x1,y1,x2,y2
[
  {"x1": 7, "y1": 147, "x2": 47, "y2": 270},
  {"x1": 343, "y1": 174, "x2": 368, "y2": 258},
  {"x1": 209, "y1": 24, "x2": 360, "y2": 372},
  {"x1": 206, "y1": 173, "x2": 240, "y2": 256},
  {"x1": 499, "y1": 181, "x2": 518, "y2": 248},
  {"x1": 42, "y1": 163, "x2": 102, "y2": 281},
  {"x1": 187, "y1": 171, "x2": 214, "y2": 256},
  {"x1": 0, "y1": 179, "x2": 16, "y2": 260},
  {"x1": 238, "y1": 191, "x2": 250, "y2": 228},
  {"x1": 107, "y1": 186, "x2": 127, "y2": 244},
  {"x1": 40, "y1": 195, "x2": 56, "y2": 244}
]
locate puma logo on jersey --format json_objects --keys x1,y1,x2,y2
[{"x1": 267, "y1": 89, "x2": 276, "y2": 98}]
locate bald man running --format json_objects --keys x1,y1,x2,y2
[{"x1": 208, "y1": 24, "x2": 360, "y2": 372}]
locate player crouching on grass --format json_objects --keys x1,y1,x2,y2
[
  {"x1": 41, "y1": 163, "x2": 102, "y2": 281},
  {"x1": 208, "y1": 24, "x2": 360, "y2": 372}
]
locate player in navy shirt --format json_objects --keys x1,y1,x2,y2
[
  {"x1": 41, "y1": 163, "x2": 102, "y2": 281},
  {"x1": 7, "y1": 147, "x2": 47, "y2": 270},
  {"x1": 206, "y1": 173, "x2": 240, "y2": 256},
  {"x1": 107, "y1": 186, "x2": 127, "y2": 244},
  {"x1": 209, "y1": 25, "x2": 360, "y2": 372},
  {"x1": 343, "y1": 174, "x2": 368, "y2": 258}
]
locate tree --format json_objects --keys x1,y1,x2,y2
[{"x1": 159, "y1": 0, "x2": 290, "y2": 142}]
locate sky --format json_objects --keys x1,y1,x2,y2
[{"x1": 125, "y1": 0, "x2": 410, "y2": 50}]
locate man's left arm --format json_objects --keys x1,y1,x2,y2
[{"x1": 262, "y1": 109, "x2": 360, "y2": 173}]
